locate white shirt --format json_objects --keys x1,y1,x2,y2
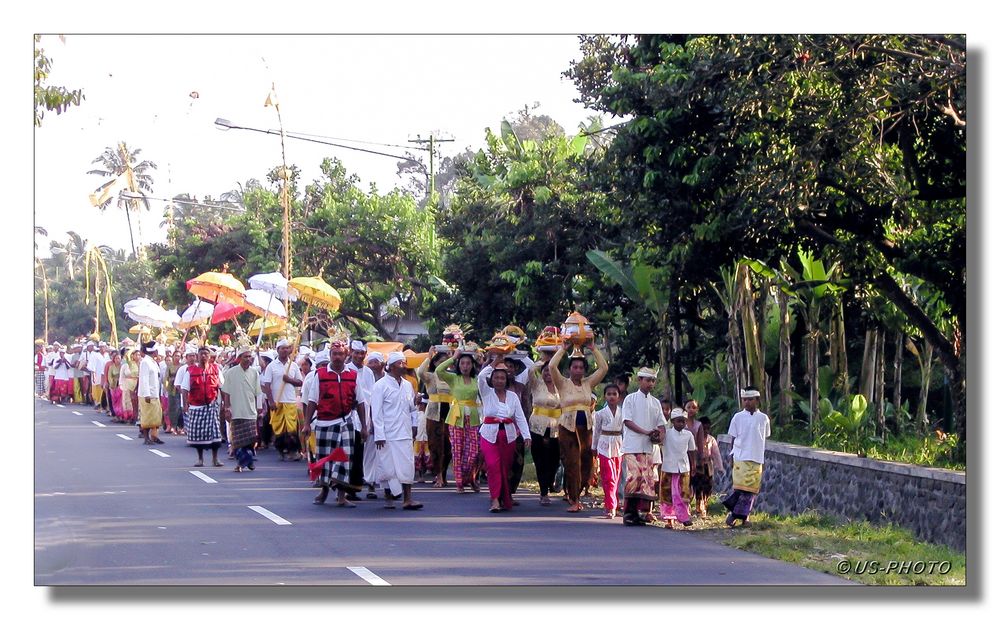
[
  {"x1": 370, "y1": 374, "x2": 417, "y2": 442},
  {"x1": 44, "y1": 352, "x2": 56, "y2": 377},
  {"x1": 174, "y1": 364, "x2": 189, "y2": 388},
  {"x1": 591, "y1": 405, "x2": 625, "y2": 458},
  {"x1": 477, "y1": 365, "x2": 530, "y2": 444},
  {"x1": 86, "y1": 351, "x2": 106, "y2": 377},
  {"x1": 138, "y1": 355, "x2": 161, "y2": 398},
  {"x1": 52, "y1": 354, "x2": 73, "y2": 381},
  {"x1": 263, "y1": 358, "x2": 303, "y2": 404},
  {"x1": 346, "y1": 361, "x2": 376, "y2": 430},
  {"x1": 661, "y1": 426, "x2": 696, "y2": 474},
  {"x1": 727, "y1": 409, "x2": 771, "y2": 463},
  {"x1": 621, "y1": 390, "x2": 664, "y2": 454}
]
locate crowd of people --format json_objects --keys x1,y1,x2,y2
[{"x1": 34, "y1": 331, "x2": 770, "y2": 526}]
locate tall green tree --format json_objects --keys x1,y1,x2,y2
[
  {"x1": 430, "y1": 115, "x2": 617, "y2": 343},
  {"x1": 567, "y1": 34, "x2": 966, "y2": 437},
  {"x1": 34, "y1": 35, "x2": 84, "y2": 126}
]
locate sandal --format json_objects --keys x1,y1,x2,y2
[
  {"x1": 402, "y1": 502, "x2": 423, "y2": 510},
  {"x1": 335, "y1": 500, "x2": 357, "y2": 508},
  {"x1": 539, "y1": 496, "x2": 551, "y2": 506},
  {"x1": 212, "y1": 461, "x2": 224, "y2": 467},
  {"x1": 193, "y1": 461, "x2": 204, "y2": 467}
]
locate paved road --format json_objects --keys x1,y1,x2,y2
[{"x1": 34, "y1": 397, "x2": 849, "y2": 586}]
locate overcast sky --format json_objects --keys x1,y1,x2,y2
[{"x1": 34, "y1": 34, "x2": 613, "y2": 256}]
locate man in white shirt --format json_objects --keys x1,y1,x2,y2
[
  {"x1": 362, "y1": 352, "x2": 386, "y2": 497},
  {"x1": 137, "y1": 341, "x2": 165, "y2": 445},
  {"x1": 722, "y1": 386, "x2": 771, "y2": 527},
  {"x1": 174, "y1": 346, "x2": 197, "y2": 435},
  {"x1": 370, "y1": 352, "x2": 423, "y2": 510},
  {"x1": 87, "y1": 343, "x2": 109, "y2": 413},
  {"x1": 620, "y1": 367, "x2": 665, "y2": 526},
  {"x1": 262, "y1": 339, "x2": 304, "y2": 461},
  {"x1": 345, "y1": 340, "x2": 376, "y2": 500},
  {"x1": 78, "y1": 342, "x2": 95, "y2": 406},
  {"x1": 51, "y1": 346, "x2": 74, "y2": 404}
]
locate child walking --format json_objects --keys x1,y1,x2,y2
[
  {"x1": 659, "y1": 408, "x2": 697, "y2": 528},
  {"x1": 591, "y1": 384, "x2": 624, "y2": 518},
  {"x1": 693, "y1": 415, "x2": 725, "y2": 516}
]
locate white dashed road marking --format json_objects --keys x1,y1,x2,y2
[
  {"x1": 73, "y1": 412, "x2": 83, "y2": 416},
  {"x1": 248, "y1": 506, "x2": 291, "y2": 525},
  {"x1": 56, "y1": 404, "x2": 65, "y2": 408},
  {"x1": 149, "y1": 450, "x2": 171, "y2": 458},
  {"x1": 91, "y1": 421, "x2": 106, "y2": 428},
  {"x1": 189, "y1": 471, "x2": 218, "y2": 484},
  {"x1": 115, "y1": 434, "x2": 134, "y2": 441},
  {"x1": 348, "y1": 566, "x2": 390, "y2": 586}
]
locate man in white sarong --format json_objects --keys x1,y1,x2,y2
[{"x1": 369, "y1": 352, "x2": 423, "y2": 510}]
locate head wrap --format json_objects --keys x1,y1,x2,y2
[
  {"x1": 275, "y1": 339, "x2": 291, "y2": 349},
  {"x1": 235, "y1": 346, "x2": 253, "y2": 359},
  {"x1": 740, "y1": 388, "x2": 761, "y2": 399},
  {"x1": 669, "y1": 407, "x2": 686, "y2": 420},
  {"x1": 141, "y1": 341, "x2": 157, "y2": 354},
  {"x1": 329, "y1": 339, "x2": 348, "y2": 351},
  {"x1": 386, "y1": 351, "x2": 405, "y2": 367},
  {"x1": 315, "y1": 348, "x2": 330, "y2": 365},
  {"x1": 350, "y1": 340, "x2": 366, "y2": 352},
  {"x1": 636, "y1": 367, "x2": 657, "y2": 379},
  {"x1": 367, "y1": 351, "x2": 385, "y2": 364}
]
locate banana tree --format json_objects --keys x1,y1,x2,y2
[{"x1": 587, "y1": 249, "x2": 673, "y2": 398}]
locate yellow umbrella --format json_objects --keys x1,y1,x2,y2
[
  {"x1": 247, "y1": 316, "x2": 287, "y2": 337},
  {"x1": 128, "y1": 324, "x2": 152, "y2": 335},
  {"x1": 186, "y1": 271, "x2": 247, "y2": 306},
  {"x1": 288, "y1": 276, "x2": 341, "y2": 311}
]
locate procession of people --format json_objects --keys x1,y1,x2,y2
[{"x1": 33, "y1": 314, "x2": 768, "y2": 528}]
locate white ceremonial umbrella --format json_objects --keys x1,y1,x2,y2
[
  {"x1": 248, "y1": 272, "x2": 297, "y2": 349},
  {"x1": 176, "y1": 299, "x2": 215, "y2": 329}
]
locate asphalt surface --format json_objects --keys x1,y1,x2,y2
[{"x1": 34, "y1": 397, "x2": 850, "y2": 586}]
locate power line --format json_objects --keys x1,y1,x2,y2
[{"x1": 284, "y1": 130, "x2": 416, "y2": 151}]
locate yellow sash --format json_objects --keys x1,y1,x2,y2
[
  {"x1": 732, "y1": 460, "x2": 763, "y2": 494},
  {"x1": 561, "y1": 404, "x2": 594, "y2": 414},
  {"x1": 445, "y1": 399, "x2": 480, "y2": 427},
  {"x1": 532, "y1": 406, "x2": 562, "y2": 419},
  {"x1": 429, "y1": 393, "x2": 453, "y2": 404}
]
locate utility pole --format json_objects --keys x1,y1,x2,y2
[{"x1": 407, "y1": 133, "x2": 454, "y2": 205}]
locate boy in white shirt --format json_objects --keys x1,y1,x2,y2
[
  {"x1": 722, "y1": 387, "x2": 771, "y2": 527},
  {"x1": 591, "y1": 384, "x2": 624, "y2": 518},
  {"x1": 659, "y1": 408, "x2": 697, "y2": 528}
]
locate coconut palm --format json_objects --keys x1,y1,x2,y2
[
  {"x1": 34, "y1": 225, "x2": 47, "y2": 250},
  {"x1": 49, "y1": 231, "x2": 87, "y2": 280},
  {"x1": 87, "y1": 142, "x2": 157, "y2": 256}
]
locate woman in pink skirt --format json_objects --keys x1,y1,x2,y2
[{"x1": 477, "y1": 359, "x2": 531, "y2": 513}]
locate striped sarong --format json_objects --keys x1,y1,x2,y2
[
  {"x1": 230, "y1": 418, "x2": 258, "y2": 450},
  {"x1": 449, "y1": 423, "x2": 480, "y2": 489},
  {"x1": 185, "y1": 402, "x2": 222, "y2": 446},
  {"x1": 35, "y1": 371, "x2": 46, "y2": 395},
  {"x1": 313, "y1": 418, "x2": 355, "y2": 490}
]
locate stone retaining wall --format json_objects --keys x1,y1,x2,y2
[{"x1": 714, "y1": 435, "x2": 966, "y2": 551}]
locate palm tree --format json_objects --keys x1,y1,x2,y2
[
  {"x1": 220, "y1": 179, "x2": 262, "y2": 209},
  {"x1": 34, "y1": 225, "x2": 47, "y2": 251},
  {"x1": 49, "y1": 231, "x2": 87, "y2": 280},
  {"x1": 87, "y1": 142, "x2": 157, "y2": 256}
]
